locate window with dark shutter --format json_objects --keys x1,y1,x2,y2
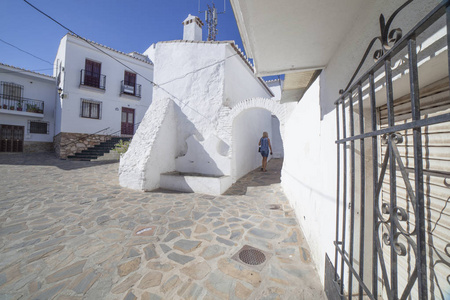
[{"x1": 29, "y1": 121, "x2": 48, "y2": 134}]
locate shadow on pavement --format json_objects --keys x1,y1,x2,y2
[
  {"x1": 223, "y1": 158, "x2": 283, "y2": 195},
  {"x1": 0, "y1": 152, "x2": 118, "y2": 170}
]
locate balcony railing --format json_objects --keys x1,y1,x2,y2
[
  {"x1": 0, "y1": 94, "x2": 44, "y2": 114},
  {"x1": 80, "y1": 69, "x2": 106, "y2": 90},
  {"x1": 120, "y1": 81, "x2": 141, "y2": 98}
]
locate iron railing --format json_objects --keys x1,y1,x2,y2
[
  {"x1": 328, "y1": 1, "x2": 450, "y2": 300},
  {"x1": 120, "y1": 80, "x2": 141, "y2": 97},
  {"x1": 80, "y1": 69, "x2": 106, "y2": 90},
  {"x1": 0, "y1": 94, "x2": 44, "y2": 114},
  {"x1": 59, "y1": 122, "x2": 141, "y2": 150}
]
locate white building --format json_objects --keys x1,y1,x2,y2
[
  {"x1": 53, "y1": 33, "x2": 154, "y2": 158},
  {"x1": 119, "y1": 15, "x2": 278, "y2": 195},
  {"x1": 230, "y1": 0, "x2": 450, "y2": 299},
  {"x1": 0, "y1": 63, "x2": 56, "y2": 153}
]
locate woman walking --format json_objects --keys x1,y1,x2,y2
[{"x1": 259, "y1": 132, "x2": 273, "y2": 172}]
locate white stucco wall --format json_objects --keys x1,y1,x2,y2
[
  {"x1": 280, "y1": 0, "x2": 440, "y2": 285},
  {"x1": 232, "y1": 108, "x2": 272, "y2": 180},
  {"x1": 120, "y1": 40, "x2": 274, "y2": 191},
  {"x1": 224, "y1": 46, "x2": 273, "y2": 107},
  {"x1": 54, "y1": 34, "x2": 153, "y2": 136},
  {"x1": 119, "y1": 98, "x2": 177, "y2": 190},
  {"x1": 0, "y1": 65, "x2": 56, "y2": 143},
  {"x1": 271, "y1": 115, "x2": 283, "y2": 158}
]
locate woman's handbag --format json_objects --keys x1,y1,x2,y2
[{"x1": 258, "y1": 146, "x2": 261, "y2": 152}]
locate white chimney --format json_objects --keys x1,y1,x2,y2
[{"x1": 182, "y1": 14, "x2": 203, "y2": 41}]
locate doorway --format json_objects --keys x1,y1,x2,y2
[
  {"x1": 0, "y1": 125, "x2": 24, "y2": 152},
  {"x1": 121, "y1": 107, "x2": 135, "y2": 136}
]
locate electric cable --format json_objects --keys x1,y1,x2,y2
[
  {"x1": 22, "y1": 0, "x2": 246, "y2": 125},
  {"x1": 0, "y1": 38, "x2": 53, "y2": 65}
]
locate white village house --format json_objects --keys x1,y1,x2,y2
[
  {"x1": 0, "y1": 63, "x2": 56, "y2": 153},
  {"x1": 230, "y1": 0, "x2": 450, "y2": 299},
  {"x1": 53, "y1": 33, "x2": 154, "y2": 158},
  {"x1": 1, "y1": 34, "x2": 154, "y2": 158},
  {"x1": 119, "y1": 14, "x2": 282, "y2": 195}
]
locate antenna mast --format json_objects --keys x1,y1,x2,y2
[{"x1": 198, "y1": 0, "x2": 226, "y2": 41}]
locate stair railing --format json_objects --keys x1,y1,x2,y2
[{"x1": 59, "y1": 127, "x2": 110, "y2": 149}]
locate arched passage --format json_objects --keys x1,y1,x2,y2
[{"x1": 218, "y1": 97, "x2": 286, "y2": 182}]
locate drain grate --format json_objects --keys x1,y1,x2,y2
[
  {"x1": 231, "y1": 245, "x2": 272, "y2": 270},
  {"x1": 239, "y1": 248, "x2": 266, "y2": 265}
]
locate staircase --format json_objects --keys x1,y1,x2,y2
[{"x1": 67, "y1": 137, "x2": 131, "y2": 161}]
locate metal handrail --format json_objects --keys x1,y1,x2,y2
[
  {"x1": 120, "y1": 81, "x2": 142, "y2": 97},
  {"x1": 0, "y1": 94, "x2": 44, "y2": 113},
  {"x1": 80, "y1": 69, "x2": 106, "y2": 90},
  {"x1": 105, "y1": 122, "x2": 141, "y2": 139},
  {"x1": 60, "y1": 122, "x2": 141, "y2": 150},
  {"x1": 59, "y1": 127, "x2": 110, "y2": 148}
]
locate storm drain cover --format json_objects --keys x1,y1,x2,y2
[
  {"x1": 231, "y1": 245, "x2": 272, "y2": 271},
  {"x1": 239, "y1": 248, "x2": 266, "y2": 265},
  {"x1": 266, "y1": 204, "x2": 282, "y2": 210}
]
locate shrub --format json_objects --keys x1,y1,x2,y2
[{"x1": 114, "y1": 139, "x2": 131, "y2": 156}]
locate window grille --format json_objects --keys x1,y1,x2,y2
[{"x1": 28, "y1": 121, "x2": 49, "y2": 134}]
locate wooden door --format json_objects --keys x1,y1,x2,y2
[
  {"x1": 0, "y1": 125, "x2": 24, "y2": 152},
  {"x1": 121, "y1": 108, "x2": 135, "y2": 135}
]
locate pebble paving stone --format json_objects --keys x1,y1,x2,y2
[{"x1": 0, "y1": 154, "x2": 325, "y2": 299}]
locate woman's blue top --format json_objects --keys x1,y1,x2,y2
[{"x1": 260, "y1": 137, "x2": 269, "y2": 151}]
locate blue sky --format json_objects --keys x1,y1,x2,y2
[{"x1": 0, "y1": 0, "x2": 243, "y2": 76}]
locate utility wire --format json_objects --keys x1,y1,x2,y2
[
  {"x1": 0, "y1": 68, "x2": 54, "y2": 74},
  {"x1": 0, "y1": 38, "x2": 53, "y2": 65},
  {"x1": 23, "y1": 0, "x2": 240, "y2": 125}
]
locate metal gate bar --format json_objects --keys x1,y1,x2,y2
[{"x1": 328, "y1": 1, "x2": 450, "y2": 299}]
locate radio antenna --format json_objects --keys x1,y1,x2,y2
[{"x1": 198, "y1": 0, "x2": 226, "y2": 41}]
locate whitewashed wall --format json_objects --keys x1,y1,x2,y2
[
  {"x1": 280, "y1": 0, "x2": 439, "y2": 285},
  {"x1": 120, "y1": 40, "x2": 273, "y2": 190},
  {"x1": 232, "y1": 108, "x2": 272, "y2": 180},
  {"x1": 119, "y1": 98, "x2": 177, "y2": 190},
  {"x1": 271, "y1": 115, "x2": 283, "y2": 158},
  {"x1": 54, "y1": 34, "x2": 153, "y2": 135},
  {"x1": 0, "y1": 65, "x2": 56, "y2": 143},
  {"x1": 224, "y1": 46, "x2": 272, "y2": 107}
]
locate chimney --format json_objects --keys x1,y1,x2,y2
[{"x1": 182, "y1": 14, "x2": 203, "y2": 41}]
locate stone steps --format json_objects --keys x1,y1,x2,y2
[{"x1": 67, "y1": 137, "x2": 131, "y2": 161}]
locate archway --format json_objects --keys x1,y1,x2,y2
[{"x1": 230, "y1": 107, "x2": 284, "y2": 182}]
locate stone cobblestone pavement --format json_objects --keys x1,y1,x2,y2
[{"x1": 0, "y1": 153, "x2": 326, "y2": 300}]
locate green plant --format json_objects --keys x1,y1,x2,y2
[
  {"x1": 113, "y1": 140, "x2": 131, "y2": 156},
  {"x1": 26, "y1": 104, "x2": 38, "y2": 112}
]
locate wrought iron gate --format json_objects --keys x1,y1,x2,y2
[{"x1": 328, "y1": 1, "x2": 450, "y2": 299}]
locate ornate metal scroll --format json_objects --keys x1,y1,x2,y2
[{"x1": 339, "y1": 0, "x2": 414, "y2": 94}]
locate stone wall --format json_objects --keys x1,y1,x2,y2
[
  {"x1": 23, "y1": 142, "x2": 54, "y2": 153},
  {"x1": 54, "y1": 132, "x2": 109, "y2": 159}
]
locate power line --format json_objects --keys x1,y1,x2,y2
[
  {"x1": 22, "y1": 0, "x2": 232, "y2": 124},
  {"x1": 0, "y1": 68, "x2": 54, "y2": 75},
  {"x1": 0, "y1": 38, "x2": 53, "y2": 65}
]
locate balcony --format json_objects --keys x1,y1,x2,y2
[
  {"x1": 80, "y1": 69, "x2": 106, "y2": 90},
  {"x1": 120, "y1": 81, "x2": 141, "y2": 98},
  {"x1": 0, "y1": 94, "x2": 44, "y2": 117}
]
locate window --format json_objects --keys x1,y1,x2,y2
[
  {"x1": 123, "y1": 71, "x2": 137, "y2": 95},
  {"x1": 1, "y1": 82, "x2": 23, "y2": 100},
  {"x1": 84, "y1": 59, "x2": 102, "y2": 88},
  {"x1": 80, "y1": 99, "x2": 101, "y2": 119},
  {"x1": 28, "y1": 121, "x2": 49, "y2": 134}
]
